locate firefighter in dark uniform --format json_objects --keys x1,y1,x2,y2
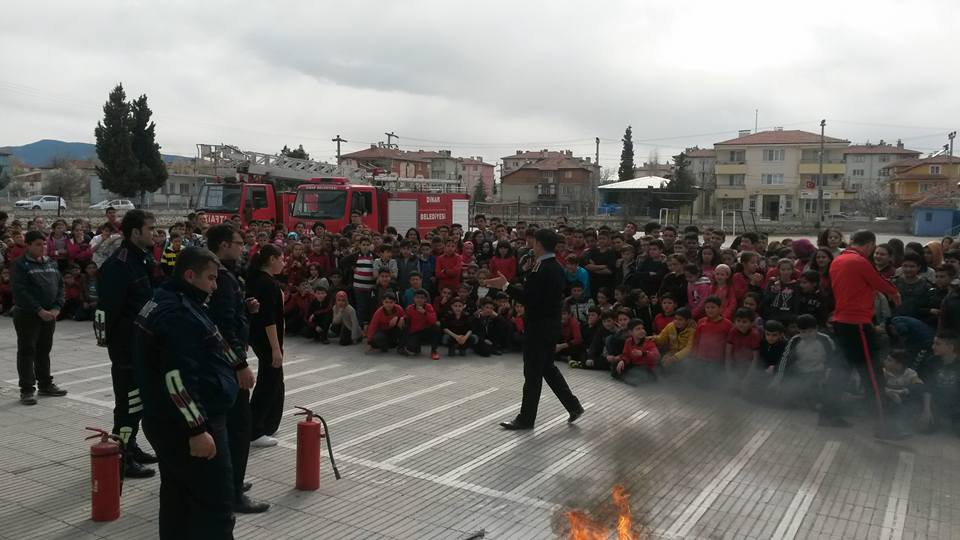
[
  {"x1": 206, "y1": 224, "x2": 270, "y2": 514},
  {"x1": 484, "y1": 228, "x2": 584, "y2": 429},
  {"x1": 134, "y1": 247, "x2": 237, "y2": 540},
  {"x1": 96, "y1": 209, "x2": 158, "y2": 478}
]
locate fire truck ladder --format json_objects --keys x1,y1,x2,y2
[{"x1": 196, "y1": 143, "x2": 369, "y2": 182}]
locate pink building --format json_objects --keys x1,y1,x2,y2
[{"x1": 460, "y1": 157, "x2": 495, "y2": 196}]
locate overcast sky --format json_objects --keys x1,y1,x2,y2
[{"x1": 1, "y1": 0, "x2": 957, "y2": 169}]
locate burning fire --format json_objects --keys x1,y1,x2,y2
[{"x1": 565, "y1": 485, "x2": 640, "y2": 540}]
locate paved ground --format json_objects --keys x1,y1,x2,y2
[{"x1": 1, "y1": 319, "x2": 959, "y2": 539}]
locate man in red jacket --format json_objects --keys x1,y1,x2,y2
[{"x1": 825, "y1": 230, "x2": 901, "y2": 433}]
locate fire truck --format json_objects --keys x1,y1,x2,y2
[{"x1": 194, "y1": 144, "x2": 469, "y2": 234}]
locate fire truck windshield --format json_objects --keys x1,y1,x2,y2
[
  {"x1": 197, "y1": 184, "x2": 242, "y2": 212},
  {"x1": 292, "y1": 189, "x2": 347, "y2": 219}
]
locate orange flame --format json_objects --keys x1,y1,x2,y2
[{"x1": 565, "y1": 485, "x2": 639, "y2": 540}]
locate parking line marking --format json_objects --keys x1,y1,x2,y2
[
  {"x1": 771, "y1": 441, "x2": 841, "y2": 540},
  {"x1": 439, "y1": 403, "x2": 595, "y2": 482},
  {"x1": 338, "y1": 388, "x2": 498, "y2": 451},
  {"x1": 510, "y1": 409, "x2": 649, "y2": 496},
  {"x1": 382, "y1": 403, "x2": 518, "y2": 464},
  {"x1": 282, "y1": 375, "x2": 414, "y2": 416},
  {"x1": 880, "y1": 451, "x2": 915, "y2": 540},
  {"x1": 664, "y1": 429, "x2": 772, "y2": 538},
  {"x1": 8, "y1": 363, "x2": 112, "y2": 385}
]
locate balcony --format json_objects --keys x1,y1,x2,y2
[
  {"x1": 715, "y1": 162, "x2": 747, "y2": 175},
  {"x1": 798, "y1": 160, "x2": 846, "y2": 175}
]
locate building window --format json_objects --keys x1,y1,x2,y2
[
  {"x1": 879, "y1": 155, "x2": 890, "y2": 162},
  {"x1": 728, "y1": 150, "x2": 745, "y2": 162},
  {"x1": 852, "y1": 155, "x2": 866, "y2": 163},
  {"x1": 761, "y1": 173, "x2": 784, "y2": 185},
  {"x1": 749, "y1": 194, "x2": 758, "y2": 212},
  {"x1": 719, "y1": 198, "x2": 743, "y2": 210},
  {"x1": 879, "y1": 168, "x2": 889, "y2": 177},
  {"x1": 178, "y1": 183, "x2": 190, "y2": 194},
  {"x1": 852, "y1": 169, "x2": 865, "y2": 177},
  {"x1": 931, "y1": 165, "x2": 942, "y2": 175},
  {"x1": 564, "y1": 170, "x2": 572, "y2": 178},
  {"x1": 728, "y1": 174, "x2": 745, "y2": 186},
  {"x1": 919, "y1": 183, "x2": 930, "y2": 192},
  {"x1": 852, "y1": 183, "x2": 862, "y2": 190},
  {"x1": 926, "y1": 212, "x2": 934, "y2": 222},
  {"x1": 762, "y1": 149, "x2": 785, "y2": 161}
]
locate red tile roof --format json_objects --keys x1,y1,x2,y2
[
  {"x1": 501, "y1": 150, "x2": 568, "y2": 160},
  {"x1": 715, "y1": 129, "x2": 849, "y2": 146},
  {"x1": 887, "y1": 155, "x2": 960, "y2": 170},
  {"x1": 685, "y1": 148, "x2": 716, "y2": 158},
  {"x1": 341, "y1": 147, "x2": 430, "y2": 162},
  {"x1": 460, "y1": 158, "x2": 494, "y2": 167},
  {"x1": 843, "y1": 144, "x2": 921, "y2": 155},
  {"x1": 505, "y1": 156, "x2": 593, "y2": 174}
]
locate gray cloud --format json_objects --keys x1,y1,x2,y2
[{"x1": 1, "y1": 0, "x2": 958, "y2": 166}]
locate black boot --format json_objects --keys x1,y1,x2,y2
[
  {"x1": 124, "y1": 458, "x2": 156, "y2": 479},
  {"x1": 128, "y1": 445, "x2": 158, "y2": 464},
  {"x1": 234, "y1": 494, "x2": 270, "y2": 514}
]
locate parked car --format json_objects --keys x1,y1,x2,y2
[
  {"x1": 89, "y1": 199, "x2": 135, "y2": 211},
  {"x1": 14, "y1": 195, "x2": 67, "y2": 210}
]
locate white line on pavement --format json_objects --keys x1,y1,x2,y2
[
  {"x1": 278, "y1": 381, "x2": 456, "y2": 441},
  {"x1": 251, "y1": 357, "x2": 311, "y2": 374},
  {"x1": 337, "y1": 388, "x2": 498, "y2": 451},
  {"x1": 439, "y1": 403, "x2": 595, "y2": 482},
  {"x1": 770, "y1": 441, "x2": 841, "y2": 540},
  {"x1": 284, "y1": 369, "x2": 378, "y2": 397},
  {"x1": 64, "y1": 392, "x2": 115, "y2": 409},
  {"x1": 275, "y1": 439, "x2": 558, "y2": 510},
  {"x1": 509, "y1": 409, "x2": 650, "y2": 496},
  {"x1": 282, "y1": 375, "x2": 414, "y2": 416},
  {"x1": 58, "y1": 373, "x2": 114, "y2": 388},
  {"x1": 5, "y1": 362, "x2": 113, "y2": 384},
  {"x1": 664, "y1": 429, "x2": 772, "y2": 538},
  {"x1": 880, "y1": 451, "x2": 915, "y2": 540},
  {"x1": 280, "y1": 364, "x2": 341, "y2": 381},
  {"x1": 382, "y1": 403, "x2": 518, "y2": 465}
]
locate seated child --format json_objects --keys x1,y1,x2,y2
[
  {"x1": 366, "y1": 291, "x2": 405, "y2": 352},
  {"x1": 726, "y1": 307, "x2": 761, "y2": 387},
  {"x1": 305, "y1": 286, "x2": 333, "y2": 343},
  {"x1": 402, "y1": 272, "x2": 425, "y2": 308},
  {"x1": 919, "y1": 331, "x2": 960, "y2": 435},
  {"x1": 556, "y1": 310, "x2": 584, "y2": 363},
  {"x1": 883, "y1": 349, "x2": 923, "y2": 433},
  {"x1": 653, "y1": 293, "x2": 677, "y2": 334},
  {"x1": 604, "y1": 308, "x2": 634, "y2": 369},
  {"x1": 472, "y1": 298, "x2": 506, "y2": 356},
  {"x1": 583, "y1": 309, "x2": 617, "y2": 370},
  {"x1": 690, "y1": 296, "x2": 733, "y2": 387},
  {"x1": 329, "y1": 290, "x2": 363, "y2": 345},
  {"x1": 509, "y1": 303, "x2": 526, "y2": 351},
  {"x1": 402, "y1": 289, "x2": 440, "y2": 359},
  {"x1": 441, "y1": 297, "x2": 477, "y2": 356},
  {"x1": 654, "y1": 306, "x2": 695, "y2": 371},
  {"x1": 565, "y1": 282, "x2": 595, "y2": 327},
  {"x1": 611, "y1": 319, "x2": 660, "y2": 383},
  {"x1": 772, "y1": 314, "x2": 833, "y2": 409},
  {"x1": 743, "y1": 319, "x2": 786, "y2": 398}
]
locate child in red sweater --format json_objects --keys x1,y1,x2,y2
[
  {"x1": 725, "y1": 307, "x2": 761, "y2": 388},
  {"x1": 612, "y1": 319, "x2": 660, "y2": 382},
  {"x1": 691, "y1": 296, "x2": 733, "y2": 387},
  {"x1": 366, "y1": 292, "x2": 405, "y2": 352},
  {"x1": 435, "y1": 240, "x2": 463, "y2": 291},
  {"x1": 654, "y1": 293, "x2": 677, "y2": 333},
  {"x1": 488, "y1": 243, "x2": 517, "y2": 283},
  {"x1": 402, "y1": 289, "x2": 440, "y2": 359},
  {"x1": 555, "y1": 310, "x2": 584, "y2": 363}
]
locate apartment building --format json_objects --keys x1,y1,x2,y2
[
  {"x1": 713, "y1": 129, "x2": 850, "y2": 220},
  {"x1": 886, "y1": 155, "x2": 960, "y2": 205},
  {"x1": 842, "y1": 141, "x2": 920, "y2": 197}
]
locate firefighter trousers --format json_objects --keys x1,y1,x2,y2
[{"x1": 110, "y1": 362, "x2": 143, "y2": 449}]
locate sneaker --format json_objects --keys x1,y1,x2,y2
[
  {"x1": 37, "y1": 384, "x2": 67, "y2": 397},
  {"x1": 250, "y1": 435, "x2": 279, "y2": 448},
  {"x1": 397, "y1": 347, "x2": 409, "y2": 356},
  {"x1": 569, "y1": 360, "x2": 583, "y2": 369},
  {"x1": 20, "y1": 391, "x2": 37, "y2": 406},
  {"x1": 431, "y1": 351, "x2": 440, "y2": 361}
]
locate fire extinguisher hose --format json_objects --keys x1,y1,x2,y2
[{"x1": 315, "y1": 416, "x2": 342, "y2": 480}]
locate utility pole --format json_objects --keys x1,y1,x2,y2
[
  {"x1": 817, "y1": 119, "x2": 826, "y2": 227},
  {"x1": 332, "y1": 134, "x2": 347, "y2": 163},
  {"x1": 384, "y1": 131, "x2": 398, "y2": 149},
  {"x1": 949, "y1": 131, "x2": 956, "y2": 157},
  {"x1": 754, "y1": 109, "x2": 759, "y2": 133}
]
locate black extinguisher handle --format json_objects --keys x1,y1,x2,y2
[{"x1": 315, "y1": 416, "x2": 341, "y2": 480}]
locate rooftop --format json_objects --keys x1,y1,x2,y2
[
  {"x1": 501, "y1": 149, "x2": 570, "y2": 160},
  {"x1": 598, "y1": 176, "x2": 670, "y2": 190},
  {"x1": 912, "y1": 187, "x2": 960, "y2": 209},
  {"x1": 843, "y1": 144, "x2": 921, "y2": 155},
  {"x1": 715, "y1": 129, "x2": 849, "y2": 146},
  {"x1": 340, "y1": 146, "x2": 430, "y2": 162},
  {"x1": 887, "y1": 155, "x2": 960, "y2": 169},
  {"x1": 685, "y1": 148, "x2": 716, "y2": 158}
]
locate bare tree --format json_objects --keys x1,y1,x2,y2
[
  {"x1": 42, "y1": 164, "x2": 90, "y2": 200},
  {"x1": 854, "y1": 183, "x2": 894, "y2": 219},
  {"x1": 600, "y1": 166, "x2": 616, "y2": 184}
]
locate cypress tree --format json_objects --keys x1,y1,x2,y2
[{"x1": 618, "y1": 125, "x2": 635, "y2": 181}]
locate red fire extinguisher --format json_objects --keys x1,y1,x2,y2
[
  {"x1": 85, "y1": 427, "x2": 124, "y2": 522},
  {"x1": 293, "y1": 406, "x2": 341, "y2": 490}
]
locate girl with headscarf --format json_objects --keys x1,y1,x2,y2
[{"x1": 790, "y1": 238, "x2": 816, "y2": 273}]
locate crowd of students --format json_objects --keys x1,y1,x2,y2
[{"x1": 5, "y1": 207, "x2": 960, "y2": 439}]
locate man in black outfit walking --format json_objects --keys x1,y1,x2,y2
[
  {"x1": 97, "y1": 209, "x2": 158, "y2": 478},
  {"x1": 206, "y1": 224, "x2": 270, "y2": 514},
  {"x1": 485, "y1": 228, "x2": 584, "y2": 430}
]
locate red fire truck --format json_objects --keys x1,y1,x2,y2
[{"x1": 194, "y1": 144, "x2": 469, "y2": 234}]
